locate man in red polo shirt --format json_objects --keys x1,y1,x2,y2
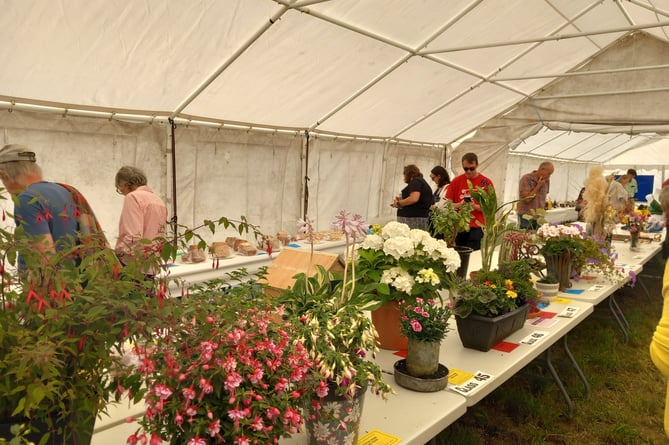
[{"x1": 445, "y1": 152, "x2": 494, "y2": 250}]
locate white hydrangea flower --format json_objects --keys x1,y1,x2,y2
[
  {"x1": 380, "y1": 267, "x2": 401, "y2": 284},
  {"x1": 383, "y1": 236, "x2": 415, "y2": 260},
  {"x1": 421, "y1": 237, "x2": 442, "y2": 258},
  {"x1": 440, "y1": 247, "x2": 461, "y2": 273},
  {"x1": 360, "y1": 233, "x2": 383, "y2": 250},
  {"x1": 381, "y1": 221, "x2": 411, "y2": 240},
  {"x1": 391, "y1": 269, "x2": 415, "y2": 294},
  {"x1": 408, "y1": 229, "x2": 431, "y2": 246}
]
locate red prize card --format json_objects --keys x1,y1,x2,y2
[
  {"x1": 393, "y1": 349, "x2": 407, "y2": 358},
  {"x1": 492, "y1": 341, "x2": 519, "y2": 353}
]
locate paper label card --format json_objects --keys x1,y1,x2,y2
[
  {"x1": 527, "y1": 316, "x2": 559, "y2": 328},
  {"x1": 558, "y1": 306, "x2": 579, "y2": 318},
  {"x1": 552, "y1": 297, "x2": 573, "y2": 305},
  {"x1": 587, "y1": 284, "x2": 606, "y2": 292},
  {"x1": 520, "y1": 330, "x2": 549, "y2": 345},
  {"x1": 449, "y1": 370, "x2": 494, "y2": 397},
  {"x1": 448, "y1": 368, "x2": 475, "y2": 386},
  {"x1": 358, "y1": 430, "x2": 401, "y2": 445}
]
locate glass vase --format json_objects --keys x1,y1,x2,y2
[{"x1": 630, "y1": 231, "x2": 640, "y2": 250}]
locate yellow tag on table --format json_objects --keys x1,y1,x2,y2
[
  {"x1": 448, "y1": 367, "x2": 475, "y2": 385},
  {"x1": 552, "y1": 297, "x2": 573, "y2": 305},
  {"x1": 358, "y1": 429, "x2": 401, "y2": 445}
]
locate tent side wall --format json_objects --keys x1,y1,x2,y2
[{"x1": 0, "y1": 109, "x2": 444, "y2": 246}]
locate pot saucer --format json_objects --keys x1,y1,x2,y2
[{"x1": 393, "y1": 359, "x2": 449, "y2": 392}]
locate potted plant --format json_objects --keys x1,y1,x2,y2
[
  {"x1": 355, "y1": 221, "x2": 461, "y2": 350},
  {"x1": 278, "y1": 211, "x2": 393, "y2": 445},
  {"x1": 468, "y1": 182, "x2": 518, "y2": 273},
  {"x1": 393, "y1": 297, "x2": 451, "y2": 392},
  {"x1": 128, "y1": 269, "x2": 314, "y2": 445},
  {"x1": 429, "y1": 200, "x2": 474, "y2": 278},
  {"x1": 535, "y1": 273, "x2": 560, "y2": 300},
  {"x1": 0, "y1": 216, "x2": 170, "y2": 444},
  {"x1": 450, "y1": 259, "x2": 540, "y2": 351}
]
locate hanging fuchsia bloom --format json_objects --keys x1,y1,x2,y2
[{"x1": 42, "y1": 208, "x2": 53, "y2": 220}]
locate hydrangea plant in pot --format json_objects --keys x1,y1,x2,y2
[{"x1": 355, "y1": 221, "x2": 460, "y2": 350}]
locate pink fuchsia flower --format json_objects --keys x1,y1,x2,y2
[
  {"x1": 410, "y1": 319, "x2": 423, "y2": 332},
  {"x1": 187, "y1": 437, "x2": 206, "y2": 445},
  {"x1": 315, "y1": 380, "x2": 329, "y2": 397},
  {"x1": 208, "y1": 419, "x2": 221, "y2": 437}
]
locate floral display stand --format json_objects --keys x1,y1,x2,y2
[{"x1": 455, "y1": 303, "x2": 530, "y2": 352}]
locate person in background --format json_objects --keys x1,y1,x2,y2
[
  {"x1": 428, "y1": 165, "x2": 451, "y2": 238},
  {"x1": 115, "y1": 166, "x2": 168, "y2": 268},
  {"x1": 0, "y1": 144, "x2": 107, "y2": 271},
  {"x1": 429, "y1": 165, "x2": 451, "y2": 207},
  {"x1": 608, "y1": 173, "x2": 630, "y2": 213},
  {"x1": 626, "y1": 168, "x2": 638, "y2": 211},
  {"x1": 649, "y1": 185, "x2": 669, "y2": 438},
  {"x1": 445, "y1": 152, "x2": 494, "y2": 250},
  {"x1": 517, "y1": 161, "x2": 554, "y2": 229},
  {"x1": 391, "y1": 164, "x2": 433, "y2": 230}
]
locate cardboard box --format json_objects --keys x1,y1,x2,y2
[{"x1": 262, "y1": 249, "x2": 344, "y2": 297}]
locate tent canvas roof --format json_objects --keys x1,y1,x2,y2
[{"x1": 2, "y1": 0, "x2": 669, "y2": 162}]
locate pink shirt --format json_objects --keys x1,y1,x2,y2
[{"x1": 115, "y1": 185, "x2": 168, "y2": 255}]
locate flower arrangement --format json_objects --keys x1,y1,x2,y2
[
  {"x1": 583, "y1": 165, "x2": 610, "y2": 237},
  {"x1": 535, "y1": 223, "x2": 624, "y2": 283},
  {"x1": 399, "y1": 297, "x2": 452, "y2": 343},
  {"x1": 535, "y1": 223, "x2": 584, "y2": 257},
  {"x1": 624, "y1": 210, "x2": 648, "y2": 234},
  {"x1": 130, "y1": 272, "x2": 314, "y2": 445},
  {"x1": 451, "y1": 259, "x2": 540, "y2": 318},
  {"x1": 279, "y1": 211, "x2": 393, "y2": 399},
  {"x1": 356, "y1": 221, "x2": 461, "y2": 307}
]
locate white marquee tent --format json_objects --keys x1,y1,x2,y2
[{"x1": 1, "y1": 0, "x2": 668, "y2": 243}]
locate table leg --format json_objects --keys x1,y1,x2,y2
[
  {"x1": 543, "y1": 347, "x2": 574, "y2": 417},
  {"x1": 637, "y1": 275, "x2": 652, "y2": 302},
  {"x1": 562, "y1": 334, "x2": 590, "y2": 399},
  {"x1": 608, "y1": 295, "x2": 629, "y2": 343}
]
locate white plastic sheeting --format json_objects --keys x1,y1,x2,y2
[{"x1": 1, "y1": 1, "x2": 669, "y2": 237}]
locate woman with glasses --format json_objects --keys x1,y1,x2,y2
[
  {"x1": 444, "y1": 152, "x2": 494, "y2": 250},
  {"x1": 115, "y1": 166, "x2": 168, "y2": 267},
  {"x1": 391, "y1": 164, "x2": 433, "y2": 230},
  {"x1": 429, "y1": 165, "x2": 451, "y2": 207}
]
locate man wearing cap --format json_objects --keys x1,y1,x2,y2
[{"x1": 0, "y1": 144, "x2": 106, "y2": 268}]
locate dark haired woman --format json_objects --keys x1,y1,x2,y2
[
  {"x1": 430, "y1": 165, "x2": 451, "y2": 207},
  {"x1": 391, "y1": 164, "x2": 433, "y2": 230}
]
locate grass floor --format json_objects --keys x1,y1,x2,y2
[{"x1": 436, "y1": 252, "x2": 669, "y2": 445}]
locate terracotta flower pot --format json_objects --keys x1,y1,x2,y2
[{"x1": 371, "y1": 301, "x2": 408, "y2": 351}]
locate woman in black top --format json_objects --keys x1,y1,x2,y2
[{"x1": 391, "y1": 164, "x2": 433, "y2": 230}]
